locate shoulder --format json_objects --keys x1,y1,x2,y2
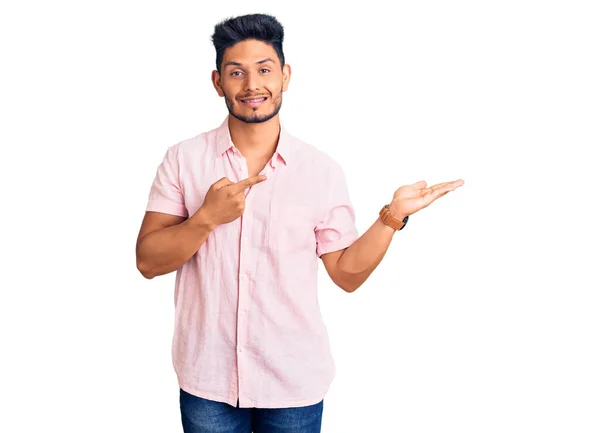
[
  {"x1": 172, "y1": 128, "x2": 215, "y2": 155},
  {"x1": 164, "y1": 124, "x2": 222, "y2": 166}
]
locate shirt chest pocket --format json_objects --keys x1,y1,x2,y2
[{"x1": 268, "y1": 204, "x2": 316, "y2": 253}]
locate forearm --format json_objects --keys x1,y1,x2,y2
[
  {"x1": 337, "y1": 216, "x2": 397, "y2": 292},
  {"x1": 136, "y1": 207, "x2": 216, "y2": 279}
]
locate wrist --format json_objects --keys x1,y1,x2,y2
[
  {"x1": 388, "y1": 205, "x2": 407, "y2": 221},
  {"x1": 379, "y1": 204, "x2": 409, "y2": 231},
  {"x1": 377, "y1": 216, "x2": 397, "y2": 235},
  {"x1": 189, "y1": 206, "x2": 218, "y2": 231}
]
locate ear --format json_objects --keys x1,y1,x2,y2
[
  {"x1": 282, "y1": 64, "x2": 291, "y2": 92},
  {"x1": 211, "y1": 70, "x2": 224, "y2": 97}
]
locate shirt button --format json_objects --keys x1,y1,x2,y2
[{"x1": 238, "y1": 348, "x2": 242, "y2": 353}]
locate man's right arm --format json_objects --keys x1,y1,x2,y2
[{"x1": 135, "y1": 206, "x2": 217, "y2": 279}]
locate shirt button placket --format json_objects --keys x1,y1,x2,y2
[{"x1": 237, "y1": 213, "x2": 252, "y2": 398}]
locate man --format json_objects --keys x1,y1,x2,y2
[{"x1": 136, "y1": 13, "x2": 464, "y2": 433}]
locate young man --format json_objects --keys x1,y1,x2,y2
[{"x1": 136, "y1": 13, "x2": 463, "y2": 433}]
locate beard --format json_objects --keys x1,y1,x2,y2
[{"x1": 224, "y1": 88, "x2": 283, "y2": 124}]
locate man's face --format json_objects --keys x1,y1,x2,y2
[{"x1": 212, "y1": 39, "x2": 291, "y2": 124}]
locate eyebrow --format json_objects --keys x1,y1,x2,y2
[{"x1": 223, "y1": 58, "x2": 276, "y2": 68}]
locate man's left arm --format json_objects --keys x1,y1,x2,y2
[
  {"x1": 323, "y1": 215, "x2": 396, "y2": 293},
  {"x1": 323, "y1": 178, "x2": 464, "y2": 293}
]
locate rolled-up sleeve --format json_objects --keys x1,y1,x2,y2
[
  {"x1": 315, "y1": 161, "x2": 359, "y2": 257},
  {"x1": 145, "y1": 144, "x2": 188, "y2": 217}
]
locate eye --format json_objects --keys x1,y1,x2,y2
[
  {"x1": 230, "y1": 71, "x2": 243, "y2": 77},
  {"x1": 260, "y1": 68, "x2": 270, "y2": 74}
]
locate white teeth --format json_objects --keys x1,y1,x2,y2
[{"x1": 243, "y1": 98, "x2": 265, "y2": 103}]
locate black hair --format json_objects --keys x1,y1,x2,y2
[{"x1": 211, "y1": 13, "x2": 285, "y2": 74}]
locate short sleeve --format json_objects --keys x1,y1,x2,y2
[
  {"x1": 315, "y1": 162, "x2": 359, "y2": 257},
  {"x1": 145, "y1": 144, "x2": 188, "y2": 217}
]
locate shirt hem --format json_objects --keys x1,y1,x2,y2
[{"x1": 178, "y1": 379, "x2": 330, "y2": 409}]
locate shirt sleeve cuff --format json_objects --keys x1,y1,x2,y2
[
  {"x1": 146, "y1": 200, "x2": 188, "y2": 217},
  {"x1": 316, "y1": 234, "x2": 358, "y2": 258}
]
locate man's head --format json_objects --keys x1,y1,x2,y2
[{"x1": 211, "y1": 14, "x2": 291, "y2": 124}]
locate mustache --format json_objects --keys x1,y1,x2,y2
[{"x1": 238, "y1": 87, "x2": 284, "y2": 99}]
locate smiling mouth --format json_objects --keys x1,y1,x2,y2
[
  {"x1": 240, "y1": 97, "x2": 268, "y2": 107},
  {"x1": 241, "y1": 97, "x2": 267, "y2": 103}
]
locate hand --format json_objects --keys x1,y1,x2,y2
[
  {"x1": 200, "y1": 175, "x2": 267, "y2": 226},
  {"x1": 388, "y1": 179, "x2": 465, "y2": 219}
]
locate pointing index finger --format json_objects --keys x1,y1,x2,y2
[{"x1": 232, "y1": 175, "x2": 268, "y2": 193}]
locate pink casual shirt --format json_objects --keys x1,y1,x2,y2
[{"x1": 145, "y1": 116, "x2": 359, "y2": 408}]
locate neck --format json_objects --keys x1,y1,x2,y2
[{"x1": 228, "y1": 115, "x2": 281, "y2": 159}]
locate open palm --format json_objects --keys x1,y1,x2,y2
[{"x1": 389, "y1": 179, "x2": 464, "y2": 219}]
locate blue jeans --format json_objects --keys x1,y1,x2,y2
[{"x1": 179, "y1": 388, "x2": 324, "y2": 433}]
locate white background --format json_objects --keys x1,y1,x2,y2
[{"x1": 1, "y1": 0, "x2": 599, "y2": 432}]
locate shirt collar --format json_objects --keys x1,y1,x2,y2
[{"x1": 215, "y1": 115, "x2": 292, "y2": 166}]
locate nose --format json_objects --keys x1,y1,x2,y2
[{"x1": 244, "y1": 70, "x2": 260, "y2": 92}]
